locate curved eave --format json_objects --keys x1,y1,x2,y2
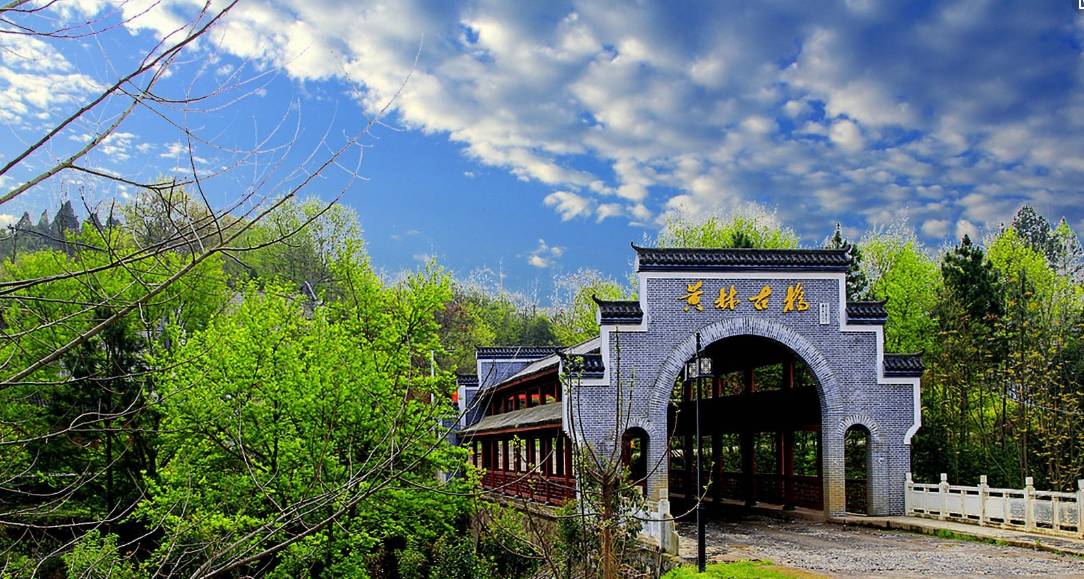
[
  {"x1": 846, "y1": 301, "x2": 888, "y2": 325},
  {"x1": 593, "y1": 297, "x2": 644, "y2": 325},
  {"x1": 884, "y1": 353, "x2": 924, "y2": 378}
]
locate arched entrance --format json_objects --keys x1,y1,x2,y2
[
  {"x1": 844, "y1": 425, "x2": 871, "y2": 514},
  {"x1": 667, "y1": 335, "x2": 823, "y2": 513}
]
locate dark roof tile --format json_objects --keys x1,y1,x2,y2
[
  {"x1": 560, "y1": 352, "x2": 605, "y2": 379},
  {"x1": 633, "y1": 244, "x2": 851, "y2": 273},
  {"x1": 847, "y1": 301, "x2": 888, "y2": 325},
  {"x1": 884, "y1": 353, "x2": 924, "y2": 377},
  {"x1": 475, "y1": 346, "x2": 559, "y2": 360},
  {"x1": 593, "y1": 297, "x2": 643, "y2": 325}
]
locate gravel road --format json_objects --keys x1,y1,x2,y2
[{"x1": 675, "y1": 515, "x2": 1084, "y2": 577}]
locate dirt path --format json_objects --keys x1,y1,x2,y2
[{"x1": 675, "y1": 515, "x2": 1084, "y2": 577}]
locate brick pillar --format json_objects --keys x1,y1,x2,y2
[{"x1": 822, "y1": 425, "x2": 845, "y2": 517}]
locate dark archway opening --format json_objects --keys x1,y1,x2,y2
[
  {"x1": 667, "y1": 335, "x2": 823, "y2": 515},
  {"x1": 844, "y1": 425, "x2": 871, "y2": 514},
  {"x1": 621, "y1": 427, "x2": 649, "y2": 491}
]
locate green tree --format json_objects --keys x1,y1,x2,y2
[
  {"x1": 657, "y1": 213, "x2": 799, "y2": 249},
  {"x1": 862, "y1": 232, "x2": 941, "y2": 353},
  {"x1": 914, "y1": 235, "x2": 1004, "y2": 484},
  {"x1": 551, "y1": 269, "x2": 629, "y2": 346},
  {"x1": 437, "y1": 279, "x2": 559, "y2": 373},
  {"x1": 229, "y1": 198, "x2": 364, "y2": 296},
  {"x1": 0, "y1": 225, "x2": 229, "y2": 576},
  {"x1": 140, "y1": 253, "x2": 473, "y2": 576},
  {"x1": 941, "y1": 235, "x2": 1002, "y2": 323}
]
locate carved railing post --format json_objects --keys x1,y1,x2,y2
[
  {"x1": 1077, "y1": 480, "x2": 1083, "y2": 539},
  {"x1": 978, "y1": 475, "x2": 988, "y2": 526},
  {"x1": 904, "y1": 472, "x2": 913, "y2": 515},
  {"x1": 938, "y1": 473, "x2": 949, "y2": 520},
  {"x1": 1024, "y1": 477, "x2": 1035, "y2": 531}
]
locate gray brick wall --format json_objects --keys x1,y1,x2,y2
[{"x1": 565, "y1": 275, "x2": 918, "y2": 517}]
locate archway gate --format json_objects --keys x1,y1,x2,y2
[
  {"x1": 668, "y1": 335, "x2": 824, "y2": 511},
  {"x1": 571, "y1": 246, "x2": 923, "y2": 519}
]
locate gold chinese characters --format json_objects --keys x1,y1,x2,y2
[
  {"x1": 679, "y1": 281, "x2": 704, "y2": 312},
  {"x1": 678, "y1": 282, "x2": 810, "y2": 314}
]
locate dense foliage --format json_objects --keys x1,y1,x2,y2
[
  {"x1": 2, "y1": 194, "x2": 1082, "y2": 577},
  {"x1": 0, "y1": 196, "x2": 478, "y2": 577}
]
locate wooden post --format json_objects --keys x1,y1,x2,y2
[
  {"x1": 938, "y1": 473, "x2": 949, "y2": 520},
  {"x1": 1025, "y1": 476, "x2": 1035, "y2": 531},
  {"x1": 527, "y1": 436, "x2": 535, "y2": 471},
  {"x1": 568, "y1": 438, "x2": 576, "y2": 479},
  {"x1": 783, "y1": 430, "x2": 795, "y2": 510},
  {"x1": 979, "y1": 475, "x2": 989, "y2": 526},
  {"x1": 555, "y1": 435, "x2": 564, "y2": 477}
]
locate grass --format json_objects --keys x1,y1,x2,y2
[{"x1": 662, "y1": 560, "x2": 818, "y2": 578}]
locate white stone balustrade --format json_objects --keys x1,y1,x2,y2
[{"x1": 906, "y1": 472, "x2": 1084, "y2": 540}]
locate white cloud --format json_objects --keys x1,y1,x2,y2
[
  {"x1": 920, "y1": 218, "x2": 950, "y2": 238},
  {"x1": 829, "y1": 119, "x2": 863, "y2": 152},
  {"x1": 955, "y1": 219, "x2": 978, "y2": 242},
  {"x1": 596, "y1": 203, "x2": 623, "y2": 222},
  {"x1": 527, "y1": 238, "x2": 564, "y2": 268},
  {"x1": 0, "y1": 34, "x2": 102, "y2": 125},
  {"x1": 782, "y1": 99, "x2": 810, "y2": 118},
  {"x1": 544, "y1": 190, "x2": 594, "y2": 221},
  {"x1": 0, "y1": 213, "x2": 17, "y2": 228},
  {"x1": 96, "y1": 0, "x2": 1084, "y2": 241}
]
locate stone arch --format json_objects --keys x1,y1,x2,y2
[
  {"x1": 836, "y1": 414, "x2": 890, "y2": 515},
  {"x1": 835, "y1": 414, "x2": 884, "y2": 445},
  {"x1": 645, "y1": 316, "x2": 847, "y2": 514},
  {"x1": 647, "y1": 316, "x2": 842, "y2": 415}
]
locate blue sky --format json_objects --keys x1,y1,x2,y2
[{"x1": 3, "y1": 0, "x2": 1083, "y2": 300}]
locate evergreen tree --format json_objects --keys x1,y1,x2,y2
[
  {"x1": 1011, "y1": 205, "x2": 1055, "y2": 263},
  {"x1": 941, "y1": 235, "x2": 1002, "y2": 323},
  {"x1": 824, "y1": 223, "x2": 870, "y2": 301}
]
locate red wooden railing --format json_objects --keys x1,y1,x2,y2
[{"x1": 482, "y1": 470, "x2": 576, "y2": 505}]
